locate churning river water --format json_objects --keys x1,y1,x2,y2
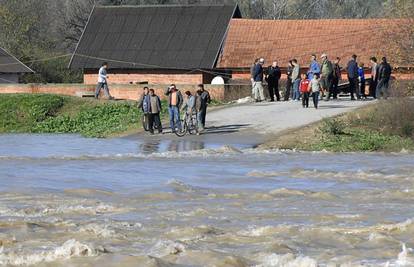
[{"x1": 0, "y1": 134, "x2": 413, "y2": 267}]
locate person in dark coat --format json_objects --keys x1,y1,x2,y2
[
  {"x1": 369, "y1": 57, "x2": 379, "y2": 98},
  {"x1": 347, "y1": 54, "x2": 359, "y2": 100},
  {"x1": 284, "y1": 60, "x2": 293, "y2": 101},
  {"x1": 197, "y1": 84, "x2": 211, "y2": 130},
  {"x1": 331, "y1": 57, "x2": 341, "y2": 99},
  {"x1": 266, "y1": 61, "x2": 282, "y2": 101},
  {"x1": 376, "y1": 57, "x2": 392, "y2": 99}
]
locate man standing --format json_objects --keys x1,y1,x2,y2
[
  {"x1": 291, "y1": 59, "x2": 301, "y2": 101},
  {"x1": 347, "y1": 54, "x2": 359, "y2": 100},
  {"x1": 331, "y1": 57, "x2": 342, "y2": 100},
  {"x1": 369, "y1": 57, "x2": 379, "y2": 98},
  {"x1": 197, "y1": 84, "x2": 211, "y2": 130},
  {"x1": 307, "y1": 54, "x2": 320, "y2": 80},
  {"x1": 284, "y1": 60, "x2": 293, "y2": 101},
  {"x1": 148, "y1": 89, "x2": 163, "y2": 134},
  {"x1": 266, "y1": 61, "x2": 282, "y2": 102},
  {"x1": 165, "y1": 84, "x2": 183, "y2": 133},
  {"x1": 252, "y1": 58, "x2": 265, "y2": 102},
  {"x1": 320, "y1": 54, "x2": 334, "y2": 101},
  {"x1": 376, "y1": 57, "x2": 392, "y2": 100},
  {"x1": 137, "y1": 87, "x2": 150, "y2": 131},
  {"x1": 95, "y1": 62, "x2": 113, "y2": 100}
]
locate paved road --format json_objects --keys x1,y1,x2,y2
[{"x1": 206, "y1": 98, "x2": 371, "y2": 136}]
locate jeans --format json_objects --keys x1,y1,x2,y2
[
  {"x1": 312, "y1": 91, "x2": 320, "y2": 108},
  {"x1": 293, "y1": 79, "x2": 301, "y2": 100},
  {"x1": 376, "y1": 78, "x2": 390, "y2": 99},
  {"x1": 168, "y1": 106, "x2": 181, "y2": 131},
  {"x1": 95, "y1": 82, "x2": 111, "y2": 98}
]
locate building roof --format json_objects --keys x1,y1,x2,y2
[
  {"x1": 217, "y1": 18, "x2": 411, "y2": 69},
  {"x1": 0, "y1": 48, "x2": 34, "y2": 73},
  {"x1": 69, "y1": 4, "x2": 241, "y2": 70}
]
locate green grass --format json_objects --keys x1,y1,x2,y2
[
  {"x1": 0, "y1": 94, "x2": 144, "y2": 138},
  {"x1": 305, "y1": 100, "x2": 414, "y2": 152}
]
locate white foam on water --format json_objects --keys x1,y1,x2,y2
[
  {"x1": 0, "y1": 239, "x2": 106, "y2": 266},
  {"x1": 147, "y1": 240, "x2": 186, "y2": 258},
  {"x1": 254, "y1": 253, "x2": 318, "y2": 267}
]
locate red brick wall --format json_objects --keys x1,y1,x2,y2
[
  {"x1": 0, "y1": 84, "x2": 229, "y2": 101},
  {"x1": 84, "y1": 69, "x2": 206, "y2": 85}
]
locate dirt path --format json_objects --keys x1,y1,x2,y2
[{"x1": 206, "y1": 98, "x2": 371, "y2": 136}]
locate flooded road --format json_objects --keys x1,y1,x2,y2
[{"x1": 0, "y1": 134, "x2": 413, "y2": 266}]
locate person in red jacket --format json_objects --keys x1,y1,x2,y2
[{"x1": 299, "y1": 73, "x2": 311, "y2": 108}]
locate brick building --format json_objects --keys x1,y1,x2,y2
[
  {"x1": 0, "y1": 48, "x2": 34, "y2": 83},
  {"x1": 70, "y1": 4, "x2": 413, "y2": 84},
  {"x1": 216, "y1": 18, "x2": 413, "y2": 81}
]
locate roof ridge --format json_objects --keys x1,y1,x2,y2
[
  {"x1": 231, "y1": 18, "x2": 408, "y2": 22},
  {"x1": 96, "y1": 4, "x2": 235, "y2": 8}
]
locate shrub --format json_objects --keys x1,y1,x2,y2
[{"x1": 319, "y1": 118, "x2": 346, "y2": 136}]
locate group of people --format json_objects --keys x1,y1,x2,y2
[
  {"x1": 138, "y1": 84, "x2": 211, "y2": 135},
  {"x1": 250, "y1": 54, "x2": 393, "y2": 108}
]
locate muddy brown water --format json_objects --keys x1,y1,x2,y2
[{"x1": 0, "y1": 134, "x2": 413, "y2": 266}]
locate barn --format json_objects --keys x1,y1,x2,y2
[
  {"x1": 70, "y1": 4, "x2": 413, "y2": 85},
  {"x1": 69, "y1": 4, "x2": 241, "y2": 85}
]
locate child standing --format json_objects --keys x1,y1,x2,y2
[
  {"x1": 299, "y1": 73, "x2": 311, "y2": 108},
  {"x1": 358, "y1": 62, "x2": 366, "y2": 99},
  {"x1": 311, "y1": 73, "x2": 321, "y2": 109}
]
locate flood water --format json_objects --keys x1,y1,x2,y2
[{"x1": 0, "y1": 134, "x2": 414, "y2": 266}]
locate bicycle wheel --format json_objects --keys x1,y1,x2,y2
[
  {"x1": 142, "y1": 115, "x2": 149, "y2": 131},
  {"x1": 188, "y1": 116, "x2": 199, "y2": 135},
  {"x1": 175, "y1": 120, "x2": 187, "y2": 137}
]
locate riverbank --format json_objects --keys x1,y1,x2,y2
[
  {"x1": 0, "y1": 94, "x2": 145, "y2": 138},
  {"x1": 260, "y1": 98, "x2": 414, "y2": 152}
]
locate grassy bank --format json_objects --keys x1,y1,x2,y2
[
  {"x1": 262, "y1": 98, "x2": 414, "y2": 152},
  {"x1": 0, "y1": 94, "x2": 147, "y2": 138}
]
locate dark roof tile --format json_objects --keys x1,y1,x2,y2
[{"x1": 70, "y1": 4, "x2": 240, "y2": 70}]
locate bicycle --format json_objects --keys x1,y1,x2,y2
[{"x1": 175, "y1": 112, "x2": 199, "y2": 137}]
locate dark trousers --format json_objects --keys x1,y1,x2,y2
[
  {"x1": 284, "y1": 78, "x2": 292, "y2": 101},
  {"x1": 302, "y1": 92, "x2": 310, "y2": 108},
  {"x1": 148, "y1": 113, "x2": 162, "y2": 134},
  {"x1": 348, "y1": 77, "x2": 358, "y2": 100},
  {"x1": 329, "y1": 78, "x2": 339, "y2": 99},
  {"x1": 268, "y1": 82, "x2": 280, "y2": 101},
  {"x1": 200, "y1": 106, "x2": 207, "y2": 127},
  {"x1": 370, "y1": 79, "x2": 377, "y2": 98},
  {"x1": 312, "y1": 92, "x2": 319, "y2": 109}
]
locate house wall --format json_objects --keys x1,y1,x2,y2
[
  {"x1": 0, "y1": 83, "x2": 252, "y2": 102},
  {"x1": 83, "y1": 69, "x2": 216, "y2": 85},
  {"x1": 0, "y1": 74, "x2": 19, "y2": 84}
]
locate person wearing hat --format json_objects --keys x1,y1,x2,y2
[{"x1": 320, "y1": 53, "x2": 334, "y2": 101}]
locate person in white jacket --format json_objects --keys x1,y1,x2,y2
[{"x1": 95, "y1": 62, "x2": 114, "y2": 100}]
